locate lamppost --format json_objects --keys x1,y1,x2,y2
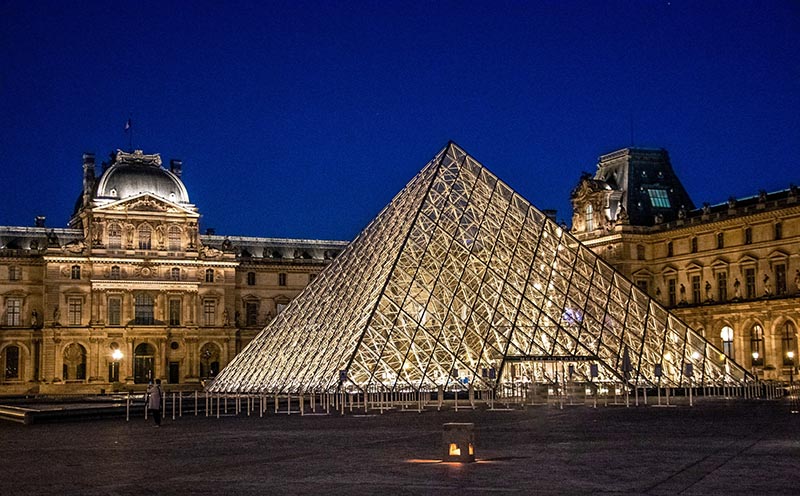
[
  {"x1": 111, "y1": 348, "x2": 123, "y2": 384},
  {"x1": 751, "y1": 351, "x2": 759, "y2": 377},
  {"x1": 788, "y1": 351, "x2": 795, "y2": 386}
]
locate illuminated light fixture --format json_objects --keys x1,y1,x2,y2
[
  {"x1": 691, "y1": 351, "x2": 701, "y2": 360},
  {"x1": 112, "y1": 349, "x2": 123, "y2": 361}
]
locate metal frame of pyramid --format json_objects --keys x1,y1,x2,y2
[{"x1": 208, "y1": 143, "x2": 750, "y2": 395}]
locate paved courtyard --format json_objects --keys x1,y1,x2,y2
[{"x1": 1, "y1": 399, "x2": 798, "y2": 495}]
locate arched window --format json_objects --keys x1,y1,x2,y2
[
  {"x1": 138, "y1": 225, "x2": 152, "y2": 250},
  {"x1": 781, "y1": 321, "x2": 797, "y2": 367},
  {"x1": 720, "y1": 326, "x2": 734, "y2": 359},
  {"x1": 750, "y1": 324, "x2": 764, "y2": 366},
  {"x1": 3, "y1": 345, "x2": 20, "y2": 380},
  {"x1": 200, "y1": 343, "x2": 221, "y2": 379},
  {"x1": 585, "y1": 204, "x2": 594, "y2": 232},
  {"x1": 62, "y1": 343, "x2": 86, "y2": 380},
  {"x1": 205, "y1": 269, "x2": 215, "y2": 283},
  {"x1": 171, "y1": 267, "x2": 181, "y2": 281},
  {"x1": 134, "y1": 293, "x2": 154, "y2": 325},
  {"x1": 71, "y1": 265, "x2": 81, "y2": 280},
  {"x1": 111, "y1": 266, "x2": 120, "y2": 279},
  {"x1": 108, "y1": 223, "x2": 122, "y2": 249},
  {"x1": 168, "y1": 226, "x2": 182, "y2": 251}
]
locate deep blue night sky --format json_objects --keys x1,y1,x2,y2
[{"x1": 1, "y1": 1, "x2": 798, "y2": 241}]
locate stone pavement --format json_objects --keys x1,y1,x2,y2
[{"x1": 1, "y1": 399, "x2": 798, "y2": 495}]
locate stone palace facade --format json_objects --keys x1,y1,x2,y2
[
  {"x1": 0, "y1": 150, "x2": 347, "y2": 394},
  {"x1": 571, "y1": 147, "x2": 799, "y2": 382}
]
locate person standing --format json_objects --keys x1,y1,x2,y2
[{"x1": 146, "y1": 379, "x2": 164, "y2": 427}]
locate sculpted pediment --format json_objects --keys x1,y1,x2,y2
[{"x1": 94, "y1": 193, "x2": 197, "y2": 216}]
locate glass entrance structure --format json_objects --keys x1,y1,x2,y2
[{"x1": 208, "y1": 143, "x2": 749, "y2": 395}]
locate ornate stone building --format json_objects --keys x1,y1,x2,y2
[
  {"x1": 0, "y1": 150, "x2": 347, "y2": 393},
  {"x1": 571, "y1": 147, "x2": 800, "y2": 381}
]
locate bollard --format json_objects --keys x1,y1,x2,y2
[
  {"x1": 126, "y1": 391, "x2": 131, "y2": 422},
  {"x1": 442, "y1": 423, "x2": 475, "y2": 463},
  {"x1": 172, "y1": 392, "x2": 176, "y2": 420}
]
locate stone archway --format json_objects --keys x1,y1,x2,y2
[
  {"x1": 134, "y1": 342, "x2": 156, "y2": 384},
  {"x1": 200, "y1": 342, "x2": 221, "y2": 379},
  {"x1": 63, "y1": 343, "x2": 87, "y2": 381}
]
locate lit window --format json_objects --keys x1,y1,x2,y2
[
  {"x1": 71, "y1": 265, "x2": 81, "y2": 280},
  {"x1": 647, "y1": 189, "x2": 671, "y2": 208},
  {"x1": 5, "y1": 298, "x2": 21, "y2": 326},
  {"x1": 585, "y1": 204, "x2": 594, "y2": 231},
  {"x1": 720, "y1": 326, "x2": 734, "y2": 358},
  {"x1": 68, "y1": 297, "x2": 82, "y2": 325}
]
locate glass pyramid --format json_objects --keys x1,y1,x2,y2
[{"x1": 208, "y1": 143, "x2": 749, "y2": 394}]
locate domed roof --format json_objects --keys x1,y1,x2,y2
[{"x1": 94, "y1": 150, "x2": 190, "y2": 204}]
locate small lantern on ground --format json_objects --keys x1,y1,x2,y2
[{"x1": 442, "y1": 423, "x2": 475, "y2": 463}]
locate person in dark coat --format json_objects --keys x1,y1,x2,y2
[{"x1": 146, "y1": 379, "x2": 164, "y2": 426}]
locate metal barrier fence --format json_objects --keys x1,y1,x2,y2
[{"x1": 127, "y1": 381, "x2": 792, "y2": 422}]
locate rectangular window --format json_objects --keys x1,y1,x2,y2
[
  {"x1": 635, "y1": 280, "x2": 648, "y2": 294},
  {"x1": 168, "y1": 227, "x2": 181, "y2": 251},
  {"x1": 744, "y1": 227, "x2": 752, "y2": 245},
  {"x1": 745, "y1": 268, "x2": 756, "y2": 299},
  {"x1": 169, "y1": 298, "x2": 181, "y2": 326},
  {"x1": 278, "y1": 273, "x2": 287, "y2": 286},
  {"x1": 667, "y1": 242, "x2": 673, "y2": 257},
  {"x1": 138, "y1": 227, "x2": 151, "y2": 250},
  {"x1": 667, "y1": 279, "x2": 676, "y2": 307},
  {"x1": 108, "y1": 224, "x2": 122, "y2": 249},
  {"x1": 775, "y1": 264, "x2": 787, "y2": 295},
  {"x1": 247, "y1": 272, "x2": 256, "y2": 285},
  {"x1": 205, "y1": 269, "x2": 214, "y2": 283},
  {"x1": 203, "y1": 299, "x2": 216, "y2": 326},
  {"x1": 8, "y1": 266, "x2": 21, "y2": 281},
  {"x1": 690, "y1": 238, "x2": 697, "y2": 253},
  {"x1": 716, "y1": 232, "x2": 724, "y2": 249},
  {"x1": 68, "y1": 297, "x2": 82, "y2": 325},
  {"x1": 775, "y1": 223, "x2": 782, "y2": 240},
  {"x1": 636, "y1": 245, "x2": 645, "y2": 261},
  {"x1": 717, "y1": 272, "x2": 727, "y2": 302},
  {"x1": 71, "y1": 265, "x2": 81, "y2": 280},
  {"x1": 245, "y1": 301, "x2": 258, "y2": 326},
  {"x1": 108, "y1": 297, "x2": 121, "y2": 326},
  {"x1": 6, "y1": 298, "x2": 21, "y2": 326},
  {"x1": 134, "y1": 293, "x2": 154, "y2": 325},
  {"x1": 648, "y1": 189, "x2": 671, "y2": 208},
  {"x1": 691, "y1": 275, "x2": 701, "y2": 304}
]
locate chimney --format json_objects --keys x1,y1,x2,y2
[
  {"x1": 34, "y1": 216, "x2": 46, "y2": 227},
  {"x1": 82, "y1": 153, "x2": 96, "y2": 207},
  {"x1": 170, "y1": 159, "x2": 183, "y2": 178}
]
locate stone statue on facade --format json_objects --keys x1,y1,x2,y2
[
  {"x1": 763, "y1": 274, "x2": 771, "y2": 296},
  {"x1": 795, "y1": 269, "x2": 800, "y2": 294},
  {"x1": 705, "y1": 280, "x2": 712, "y2": 302},
  {"x1": 679, "y1": 284, "x2": 687, "y2": 305},
  {"x1": 733, "y1": 278, "x2": 741, "y2": 300}
]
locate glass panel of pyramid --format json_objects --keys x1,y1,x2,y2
[{"x1": 208, "y1": 143, "x2": 749, "y2": 394}]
